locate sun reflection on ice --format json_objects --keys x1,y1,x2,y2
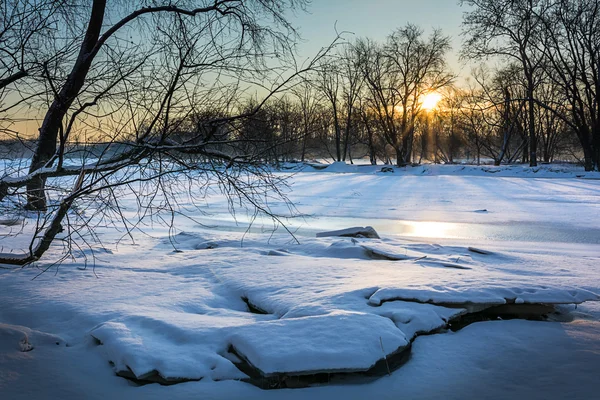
[{"x1": 403, "y1": 221, "x2": 454, "y2": 238}]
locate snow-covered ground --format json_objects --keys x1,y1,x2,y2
[{"x1": 1, "y1": 163, "x2": 600, "y2": 399}]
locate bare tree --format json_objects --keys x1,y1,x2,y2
[
  {"x1": 537, "y1": 0, "x2": 600, "y2": 170},
  {"x1": 0, "y1": 0, "x2": 67, "y2": 91},
  {"x1": 460, "y1": 65, "x2": 529, "y2": 165},
  {"x1": 462, "y1": 0, "x2": 549, "y2": 167},
  {"x1": 358, "y1": 25, "x2": 453, "y2": 166},
  {"x1": 316, "y1": 59, "x2": 343, "y2": 162},
  {"x1": 535, "y1": 79, "x2": 572, "y2": 162},
  {"x1": 355, "y1": 96, "x2": 381, "y2": 165},
  {"x1": 457, "y1": 84, "x2": 488, "y2": 164},
  {"x1": 0, "y1": 0, "x2": 79, "y2": 157},
  {"x1": 434, "y1": 86, "x2": 466, "y2": 163},
  {"x1": 17, "y1": 0, "x2": 310, "y2": 211},
  {"x1": 338, "y1": 43, "x2": 364, "y2": 162},
  {"x1": 0, "y1": 0, "x2": 332, "y2": 266},
  {"x1": 291, "y1": 79, "x2": 323, "y2": 162}
]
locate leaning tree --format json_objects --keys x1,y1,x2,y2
[{"x1": 0, "y1": 0, "x2": 330, "y2": 267}]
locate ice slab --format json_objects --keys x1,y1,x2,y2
[
  {"x1": 316, "y1": 226, "x2": 380, "y2": 239},
  {"x1": 230, "y1": 311, "x2": 409, "y2": 376}
]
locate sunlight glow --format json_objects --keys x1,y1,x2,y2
[
  {"x1": 421, "y1": 92, "x2": 442, "y2": 111},
  {"x1": 404, "y1": 221, "x2": 452, "y2": 238}
]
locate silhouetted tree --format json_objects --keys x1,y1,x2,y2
[{"x1": 462, "y1": 0, "x2": 548, "y2": 166}]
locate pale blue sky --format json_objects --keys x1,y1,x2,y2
[{"x1": 289, "y1": 0, "x2": 468, "y2": 76}]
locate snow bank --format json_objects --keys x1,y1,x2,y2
[
  {"x1": 306, "y1": 161, "x2": 600, "y2": 179},
  {"x1": 1, "y1": 169, "x2": 599, "y2": 396}
]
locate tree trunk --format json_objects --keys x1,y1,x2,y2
[
  {"x1": 402, "y1": 128, "x2": 414, "y2": 165},
  {"x1": 496, "y1": 88, "x2": 512, "y2": 166},
  {"x1": 527, "y1": 84, "x2": 537, "y2": 167},
  {"x1": 582, "y1": 145, "x2": 594, "y2": 172},
  {"x1": 342, "y1": 114, "x2": 350, "y2": 161},
  {"x1": 366, "y1": 125, "x2": 376, "y2": 165},
  {"x1": 332, "y1": 106, "x2": 341, "y2": 162},
  {"x1": 592, "y1": 125, "x2": 600, "y2": 171},
  {"x1": 25, "y1": 0, "x2": 107, "y2": 210},
  {"x1": 395, "y1": 146, "x2": 403, "y2": 167},
  {"x1": 543, "y1": 139, "x2": 551, "y2": 163},
  {"x1": 300, "y1": 127, "x2": 308, "y2": 162}
]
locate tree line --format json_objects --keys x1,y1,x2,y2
[{"x1": 162, "y1": 0, "x2": 600, "y2": 170}]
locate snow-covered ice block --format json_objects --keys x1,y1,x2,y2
[
  {"x1": 326, "y1": 239, "x2": 374, "y2": 259},
  {"x1": 368, "y1": 285, "x2": 600, "y2": 307},
  {"x1": 360, "y1": 242, "x2": 427, "y2": 261},
  {"x1": 316, "y1": 226, "x2": 380, "y2": 239},
  {"x1": 375, "y1": 302, "x2": 465, "y2": 339},
  {"x1": 90, "y1": 318, "x2": 248, "y2": 382},
  {"x1": 356, "y1": 242, "x2": 479, "y2": 269},
  {"x1": 230, "y1": 311, "x2": 408, "y2": 376}
]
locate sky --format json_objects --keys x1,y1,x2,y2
[{"x1": 288, "y1": 0, "x2": 470, "y2": 78}]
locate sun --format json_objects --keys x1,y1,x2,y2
[{"x1": 421, "y1": 92, "x2": 442, "y2": 111}]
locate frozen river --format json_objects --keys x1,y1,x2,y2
[{"x1": 197, "y1": 173, "x2": 600, "y2": 245}]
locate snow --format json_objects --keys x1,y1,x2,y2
[
  {"x1": 302, "y1": 161, "x2": 600, "y2": 180},
  {"x1": 1, "y1": 162, "x2": 600, "y2": 398},
  {"x1": 389, "y1": 319, "x2": 600, "y2": 400},
  {"x1": 0, "y1": 323, "x2": 66, "y2": 353}
]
